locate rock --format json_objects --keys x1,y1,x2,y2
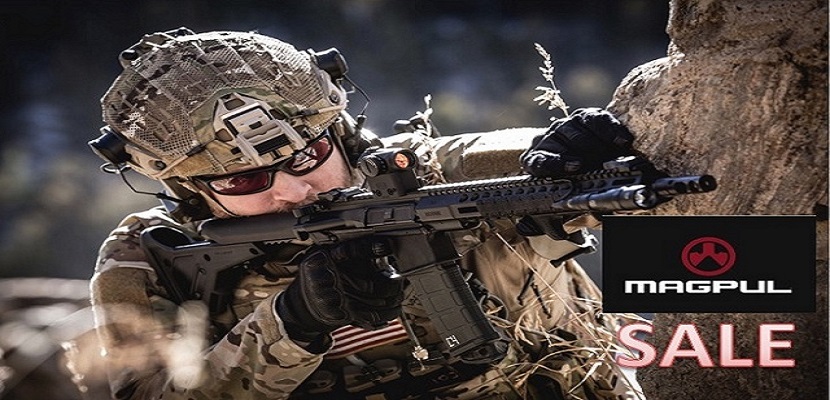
[{"x1": 607, "y1": 1, "x2": 828, "y2": 399}]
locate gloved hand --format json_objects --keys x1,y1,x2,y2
[
  {"x1": 276, "y1": 238, "x2": 405, "y2": 350},
  {"x1": 520, "y1": 107, "x2": 635, "y2": 178}
]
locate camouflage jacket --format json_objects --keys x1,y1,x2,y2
[{"x1": 89, "y1": 130, "x2": 637, "y2": 399}]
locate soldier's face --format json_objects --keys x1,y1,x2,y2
[{"x1": 210, "y1": 145, "x2": 352, "y2": 216}]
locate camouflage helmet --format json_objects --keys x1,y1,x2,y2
[{"x1": 99, "y1": 28, "x2": 349, "y2": 181}]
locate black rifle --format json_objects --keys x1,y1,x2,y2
[{"x1": 140, "y1": 148, "x2": 716, "y2": 364}]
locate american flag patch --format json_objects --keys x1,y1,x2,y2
[{"x1": 327, "y1": 318, "x2": 409, "y2": 359}]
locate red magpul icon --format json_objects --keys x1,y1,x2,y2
[{"x1": 681, "y1": 237, "x2": 736, "y2": 277}]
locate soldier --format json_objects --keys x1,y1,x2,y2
[{"x1": 88, "y1": 28, "x2": 641, "y2": 399}]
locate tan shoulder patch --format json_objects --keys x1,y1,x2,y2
[{"x1": 460, "y1": 127, "x2": 545, "y2": 178}]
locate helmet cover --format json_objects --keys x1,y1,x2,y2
[{"x1": 101, "y1": 29, "x2": 348, "y2": 180}]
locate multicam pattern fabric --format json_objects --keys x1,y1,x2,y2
[
  {"x1": 89, "y1": 131, "x2": 640, "y2": 399},
  {"x1": 101, "y1": 30, "x2": 347, "y2": 180}
]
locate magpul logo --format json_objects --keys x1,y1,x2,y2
[
  {"x1": 602, "y1": 216, "x2": 816, "y2": 313},
  {"x1": 681, "y1": 237, "x2": 735, "y2": 277}
]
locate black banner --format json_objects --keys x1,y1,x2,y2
[{"x1": 602, "y1": 216, "x2": 816, "y2": 313}]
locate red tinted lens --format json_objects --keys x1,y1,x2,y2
[
  {"x1": 202, "y1": 134, "x2": 332, "y2": 195},
  {"x1": 207, "y1": 169, "x2": 272, "y2": 195},
  {"x1": 283, "y1": 136, "x2": 333, "y2": 174}
]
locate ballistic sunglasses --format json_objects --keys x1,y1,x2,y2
[{"x1": 198, "y1": 132, "x2": 334, "y2": 196}]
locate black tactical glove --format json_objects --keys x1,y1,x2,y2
[
  {"x1": 517, "y1": 108, "x2": 635, "y2": 248},
  {"x1": 276, "y1": 238, "x2": 405, "y2": 351},
  {"x1": 520, "y1": 107, "x2": 635, "y2": 177}
]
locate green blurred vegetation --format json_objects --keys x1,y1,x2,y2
[{"x1": 0, "y1": 0, "x2": 669, "y2": 279}]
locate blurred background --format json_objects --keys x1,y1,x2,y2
[{"x1": 0, "y1": 0, "x2": 669, "y2": 398}]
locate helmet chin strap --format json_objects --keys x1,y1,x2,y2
[
  {"x1": 177, "y1": 179, "x2": 240, "y2": 219},
  {"x1": 201, "y1": 194, "x2": 240, "y2": 219},
  {"x1": 104, "y1": 164, "x2": 217, "y2": 222},
  {"x1": 109, "y1": 164, "x2": 186, "y2": 205}
]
